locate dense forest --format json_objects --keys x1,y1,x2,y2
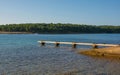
[{"x1": 0, "y1": 23, "x2": 120, "y2": 33}]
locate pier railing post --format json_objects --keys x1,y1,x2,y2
[
  {"x1": 72, "y1": 42, "x2": 77, "y2": 48},
  {"x1": 41, "y1": 41, "x2": 45, "y2": 46},
  {"x1": 55, "y1": 42, "x2": 60, "y2": 47},
  {"x1": 92, "y1": 44, "x2": 98, "y2": 49}
]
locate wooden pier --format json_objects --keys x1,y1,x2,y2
[{"x1": 38, "y1": 41, "x2": 119, "y2": 48}]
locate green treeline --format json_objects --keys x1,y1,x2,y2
[{"x1": 0, "y1": 23, "x2": 120, "y2": 33}]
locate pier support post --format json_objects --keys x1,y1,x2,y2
[
  {"x1": 41, "y1": 41, "x2": 45, "y2": 46},
  {"x1": 55, "y1": 42, "x2": 60, "y2": 47},
  {"x1": 92, "y1": 44, "x2": 98, "y2": 49},
  {"x1": 72, "y1": 43, "x2": 77, "y2": 48}
]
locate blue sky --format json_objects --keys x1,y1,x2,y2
[{"x1": 0, "y1": 0, "x2": 120, "y2": 25}]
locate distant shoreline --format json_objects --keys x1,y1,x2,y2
[
  {"x1": 0, "y1": 23, "x2": 120, "y2": 34},
  {"x1": 0, "y1": 31, "x2": 120, "y2": 34},
  {"x1": 0, "y1": 32, "x2": 32, "y2": 34}
]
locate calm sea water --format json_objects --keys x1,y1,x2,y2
[{"x1": 0, "y1": 34, "x2": 120, "y2": 75}]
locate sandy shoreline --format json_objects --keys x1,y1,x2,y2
[
  {"x1": 79, "y1": 46, "x2": 120, "y2": 58},
  {"x1": 0, "y1": 32, "x2": 32, "y2": 34}
]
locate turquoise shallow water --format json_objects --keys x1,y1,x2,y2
[{"x1": 0, "y1": 34, "x2": 120, "y2": 75}]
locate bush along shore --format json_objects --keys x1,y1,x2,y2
[{"x1": 0, "y1": 23, "x2": 120, "y2": 34}]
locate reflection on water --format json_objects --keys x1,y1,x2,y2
[{"x1": 0, "y1": 34, "x2": 120, "y2": 75}]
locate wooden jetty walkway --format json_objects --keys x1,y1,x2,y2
[{"x1": 38, "y1": 41, "x2": 119, "y2": 48}]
